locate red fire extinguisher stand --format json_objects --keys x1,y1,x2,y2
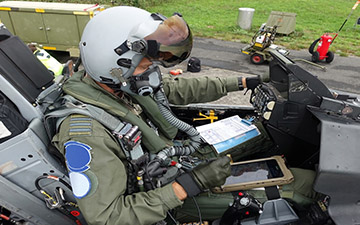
[{"x1": 309, "y1": 0, "x2": 360, "y2": 63}]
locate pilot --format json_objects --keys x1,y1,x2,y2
[
  {"x1": 51, "y1": 6, "x2": 262, "y2": 225},
  {"x1": 51, "y1": 6, "x2": 322, "y2": 225}
]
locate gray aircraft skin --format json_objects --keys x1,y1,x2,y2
[{"x1": 1, "y1": 23, "x2": 360, "y2": 225}]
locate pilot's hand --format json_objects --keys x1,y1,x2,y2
[
  {"x1": 176, "y1": 156, "x2": 231, "y2": 197},
  {"x1": 245, "y1": 75, "x2": 261, "y2": 91}
]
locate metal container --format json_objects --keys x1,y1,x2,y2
[
  {"x1": 237, "y1": 8, "x2": 255, "y2": 30},
  {"x1": 0, "y1": 1, "x2": 106, "y2": 56}
]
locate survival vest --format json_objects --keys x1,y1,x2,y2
[{"x1": 48, "y1": 71, "x2": 178, "y2": 154}]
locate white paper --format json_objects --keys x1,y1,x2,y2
[{"x1": 196, "y1": 115, "x2": 256, "y2": 145}]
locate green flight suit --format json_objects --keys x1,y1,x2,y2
[
  {"x1": 52, "y1": 71, "x2": 240, "y2": 225},
  {"x1": 52, "y1": 72, "x2": 321, "y2": 225}
]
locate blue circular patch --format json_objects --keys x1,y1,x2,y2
[
  {"x1": 64, "y1": 141, "x2": 92, "y2": 172},
  {"x1": 69, "y1": 172, "x2": 91, "y2": 199}
]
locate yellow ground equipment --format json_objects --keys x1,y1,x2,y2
[{"x1": 241, "y1": 24, "x2": 289, "y2": 64}]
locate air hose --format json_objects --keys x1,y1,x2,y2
[
  {"x1": 308, "y1": 38, "x2": 320, "y2": 54},
  {"x1": 153, "y1": 87, "x2": 202, "y2": 161}
]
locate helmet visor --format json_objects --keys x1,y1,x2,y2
[{"x1": 145, "y1": 14, "x2": 193, "y2": 67}]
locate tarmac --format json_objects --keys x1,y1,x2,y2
[
  {"x1": 160, "y1": 37, "x2": 360, "y2": 106},
  {"x1": 57, "y1": 36, "x2": 359, "y2": 106}
]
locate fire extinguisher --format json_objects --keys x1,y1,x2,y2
[
  {"x1": 309, "y1": 0, "x2": 360, "y2": 63},
  {"x1": 309, "y1": 34, "x2": 335, "y2": 63}
]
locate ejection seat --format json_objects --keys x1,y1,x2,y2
[{"x1": 0, "y1": 24, "x2": 85, "y2": 225}]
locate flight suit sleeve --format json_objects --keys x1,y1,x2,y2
[
  {"x1": 162, "y1": 75, "x2": 240, "y2": 105},
  {"x1": 52, "y1": 115, "x2": 183, "y2": 225}
]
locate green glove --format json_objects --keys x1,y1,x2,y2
[
  {"x1": 192, "y1": 156, "x2": 231, "y2": 190},
  {"x1": 176, "y1": 156, "x2": 231, "y2": 197}
]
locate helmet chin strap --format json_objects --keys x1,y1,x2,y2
[
  {"x1": 116, "y1": 54, "x2": 144, "y2": 95},
  {"x1": 122, "y1": 54, "x2": 144, "y2": 79}
]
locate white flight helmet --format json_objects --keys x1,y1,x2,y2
[{"x1": 79, "y1": 6, "x2": 192, "y2": 96}]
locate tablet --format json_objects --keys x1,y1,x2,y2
[{"x1": 213, "y1": 156, "x2": 294, "y2": 193}]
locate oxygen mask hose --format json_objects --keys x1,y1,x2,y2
[{"x1": 153, "y1": 87, "x2": 202, "y2": 161}]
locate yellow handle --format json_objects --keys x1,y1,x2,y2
[{"x1": 193, "y1": 110, "x2": 218, "y2": 123}]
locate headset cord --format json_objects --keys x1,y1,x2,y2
[{"x1": 192, "y1": 197, "x2": 203, "y2": 225}]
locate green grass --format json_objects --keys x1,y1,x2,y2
[
  {"x1": 8, "y1": 0, "x2": 360, "y2": 56},
  {"x1": 143, "y1": 0, "x2": 360, "y2": 57}
]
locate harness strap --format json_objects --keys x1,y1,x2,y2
[
  {"x1": 62, "y1": 95, "x2": 126, "y2": 133},
  {"x1": 44, "y1": 95, "x2": 144, "y2": 160}
]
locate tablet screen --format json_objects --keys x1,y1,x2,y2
[{"x1": 224, "y1": 159, "x2": 284, "y2": 185}]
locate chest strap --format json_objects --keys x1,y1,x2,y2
[{"x1": 45, "y1": 95, "x2": 144, "y2": 160}]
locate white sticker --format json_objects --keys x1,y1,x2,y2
[
  {"x1": 69, "y1": 172, "x2": 91, "y2": 199},
  {"x1": 0, "y1": 121, "x2": 11, "y2": 139}
]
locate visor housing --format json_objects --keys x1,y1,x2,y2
[{"x1": 144, "y1": 14, "x2": 193, "y2": 67}]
